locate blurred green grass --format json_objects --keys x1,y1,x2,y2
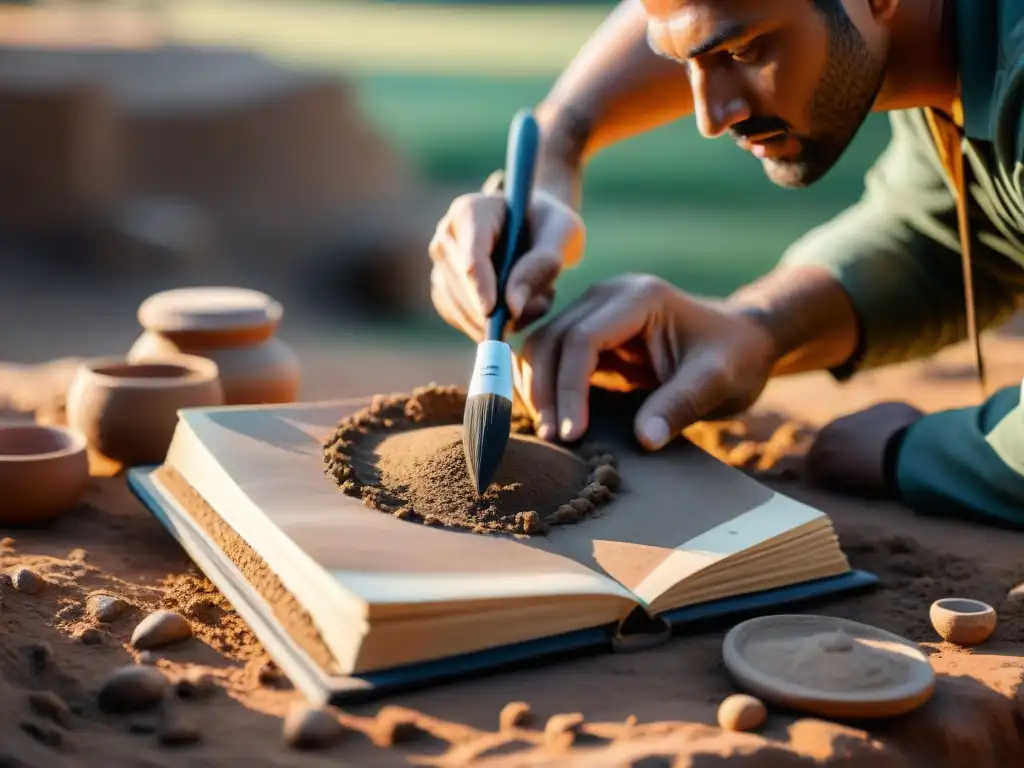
[{"x1": 158, "y1": 0, "x2": 892, "y2": 329}]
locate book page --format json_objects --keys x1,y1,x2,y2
[
  {"x1": 517, "y1": 395, "x2": 825, "y2": 601},
  {"x1": 168, "y1": 401, "x2": 638, "y2": 621}
]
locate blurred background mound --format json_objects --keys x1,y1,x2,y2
[{"x1": 15, "y1": 0, "x2": 1020, "y2": 368}]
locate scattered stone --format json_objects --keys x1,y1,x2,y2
[
  {"x1": 131, "y1": 610, "x2": 193, "y2": 650},
  {"x1": 283, "y1": 703, "x2": 344, "y2": 750},
  {"x1": 257, "y1": 660, "x2": 284, "y2": 686},
  {"x1": 98, "y1": 665, "x2": 168, "y2": 713},
  {"x1": 20, "y1": 721, "x2": 62, "y2": 749},
  {"x1": 11, "y1": 568, "x2": 41, "y2": 594},
  {"x1": 27, "y1": 691, "x2": 73, "y2": 728},
  {"x1": 544, "y1": 712, "x2": 585, "y2": 747},
  {"x1": 499, "y1": 701, "x2": 533, "y2": 730},
  {"x1": 137, "y1": 651, "x2": 159, "y2": 665},
  {"x1": 1007, "y1": 582, "x2": 1024, "y2": 600},
  {"x1": 77, "y1": 627, "x2": 103, "y2": 645},
  {"x1": 87, "y1": 594, "x2": 128, "y2": 623},
  {"x1": 25, "y1": 642, "x2": 53, "y2": 674},
  {"x1": 175, "y1": 670, "x2": 217, "y2": 700},
  {"x1": 717, "y1": 694, "x2": 767, "y2": 732},
  {"x1": 159, "y1": 715, "x2": 201, "y2": 747}
]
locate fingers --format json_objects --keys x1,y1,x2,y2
[
  {"x1": 632, "y1": 349, "x2": 732, "y2": 451},
  {"x1": 512, "y1": 289, "x2": 555, "y2": 332},
  {"x1": 430, "y1": 262, "x2": 483, "y2": 342},
  {"x1": 521, "y1": 297, "x2": 597, "y2": 441},
  {"x1": 504, "y1": 249, "x2": 561, "y2": 319},
  {"x1": 522, "y1": 287, "x2": 651, "y2": 443},
  {"x1": 429, "y1": 193, "x2": 506, "y2": 321}
]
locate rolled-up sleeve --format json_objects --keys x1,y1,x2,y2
[
  {"x1": 780, "y1": 109, "x2": 1017, "y2": 379},
  {"x1": 895, "y1": 385, "x2": 1024, "y2": 528}
]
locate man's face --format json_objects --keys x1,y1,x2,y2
[{"x1": 643, "y1": 0, "x2": 888, "y2": 187}]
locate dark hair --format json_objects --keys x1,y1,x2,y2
[{"x1": 810, "y1": 0, "x2": 848, "y2": 20}]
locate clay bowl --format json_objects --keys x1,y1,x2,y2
[
  {"x1": 66, "y1": 355, "x2": 224, "y2": 467},
  {"x1": 929, "y1": 598, "x2": 997, "y2": 646},
  {"x1": 0, "y1": 423, "x2": 89, "y2": 525}
]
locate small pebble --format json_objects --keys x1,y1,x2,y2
[
  {"x1": 87, "y1": 594, "x2": 128, "y2": 623},
  {"x1": 77, "y1": 627, "x2": 103, "y2": 645},
  {"x1": 175, "y1": 670, "x2": 216, "y2": 700},
  {"x1": 544, "y1": 712, "x2": 584, "y2": 747},
  {"x1": 131, "y1": 610, "x2": 193, "y2": 650},
  {"x1": 27, "y1": 691, "x2": 72, "y2": 728},
  {"x1": 498, "y1": 701, "x2": 533, "y2": 730},
  {"x1": 717, "y1": 694, "x2": 767, "y2": 732},
  {"x1": 137, "y1": 651, "x2": 159, "y2": 666},
  {"x1": 11, "y1": 568, "x2": 41, "y2": 595},
  {"x1": 98, "y1": 665, "x2": 168, "y2": 713},
  {"x1": 283, "y1": 704, "x2": 344, "y2": 749}
]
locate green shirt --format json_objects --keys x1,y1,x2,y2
[{"x1": 780, "y1": 1, "x2": 1024, "y2": 526}]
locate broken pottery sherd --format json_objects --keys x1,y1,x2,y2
[
  {"x1": 722, "y1": 614, "x2": 936, "y2": 719},
  {"x1": 128, "y1": 286, "x2": 300, "y2": 406},
  {"x1": 66, "y1": 355, "x2": 223, "y2": 466},
  {"x1": 131, "y1": 610, "x2": 193, "y2": 650},
  {"x1": 929, "y1": 598, "x2": 997, "y2": 646},
  {"x1": 0, "y1": 423, "x2": 89, "y2": 525}
]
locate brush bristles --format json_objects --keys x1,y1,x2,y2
[{"x1": 463, "y1": 393, "x2": 513, "y2": 495}]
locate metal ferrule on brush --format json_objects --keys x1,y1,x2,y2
[{"x1": 467, "y1": 341, "x2": 514, "y2": 402}]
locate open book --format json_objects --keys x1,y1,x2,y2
[{"x1": 128, "y1": 395, "x2": 875, "y2": 704}]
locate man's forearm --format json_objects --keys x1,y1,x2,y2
[
  {"x1": 533, "y1": 0, "x2": 693, "y2": 206},
  {"x1": 726, "y1": 266, "x2": 861, "y2": 377}
]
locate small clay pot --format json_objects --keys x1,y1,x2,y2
[
  {"x1": 66, "y1": 355, "x2": 223, "y2": 466},
  {"x1": 929, "y1": 598, "x2": 997, "y2": 646},
  {"x1": 127, "y1": 286, "x2": 300, "y2": 405},
  {"x1": 0, "y1": 423, "x2": 89, "y2": 525}
]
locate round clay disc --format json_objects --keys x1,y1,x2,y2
[
  {"x1": 722, "y1": 614, "x2": 935, "y2": 719},
  {"x1": 138, "y1": 287, "x2": 282, "y2": 332}
]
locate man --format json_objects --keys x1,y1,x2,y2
[{"x1": 428, "y1": 0, "x2": 1024, "y2": 527}]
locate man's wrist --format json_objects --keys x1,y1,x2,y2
[{"x1": 725, "y1": 266, "x2": 861, "y2": 377}]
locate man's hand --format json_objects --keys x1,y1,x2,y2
[
  {"x1": 428, "y1": 179, "x2": 585, "y2": 342},
  {"x1": 515, "y1": 274, "x2": 779, "y2": 449},
  {"x1": 805, "y1": 402, "x2": 924, "y2": 496}
]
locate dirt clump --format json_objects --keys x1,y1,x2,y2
[{"x1": 323, "y1": 384, "x2": 621, "y2": 535}]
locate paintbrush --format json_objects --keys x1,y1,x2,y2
[{"x1": 463, "y1": 108, "x2": 540, "y2": 496}]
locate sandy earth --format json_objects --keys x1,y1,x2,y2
[{"x1": 1, "y1": 332, "x2": 1023, "y2": 767}]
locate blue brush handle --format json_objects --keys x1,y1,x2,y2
[{"x1": 486, "y1": 109, "x2": 540, "y2": 342}]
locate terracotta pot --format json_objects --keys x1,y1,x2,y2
[
  {"x1": 66, "y1": 355, "x2": 223, "y2": 466},
  {"x1": 127, "y1": 286, "x2": 301, "y2": 405},
  {"x1": 0, "y1": 423, "x2": 90, "y2": 525}
]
